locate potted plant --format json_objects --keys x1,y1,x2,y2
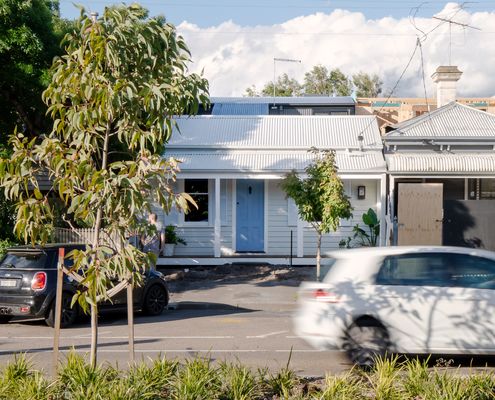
[{"x1": 163, "y1": 225, "x2": 187, "y2": 256}]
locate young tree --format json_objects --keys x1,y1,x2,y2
[
  {"x1": 0, "y1": 4, "x2": 208, "y2": 367},
  {"x1": 281, "y1": 149, "x2": 352, "y2": 280},
  {"x1": 352, "y1": 72, "x2": 383, "y2": 97}
]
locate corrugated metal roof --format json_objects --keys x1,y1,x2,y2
[
  {"x1": 212, "y1": 103, "x2": 268, "y2": 115},
  {"x1": 386, "y1": 152, "x2": 495, "y2": 173},
  {"x1": 210, "y1": 96, "x2": 355, "y2": 105},
  {"x1": 169, "y1": 115, "x2": 382, "y2": 150},
  {"x1": 164, "y1": 150, "x2": 386, "y2": 173},
  {"x1": 385, "y1": 102, "x2": 495, "y2": 138}
]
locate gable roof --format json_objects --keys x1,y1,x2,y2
[
  {"x1": 385, "y1": 102, "x2": 495, "y2": 139},
  {"x1": 168, "y1": 115, "x2": 382, "y2": 150}
]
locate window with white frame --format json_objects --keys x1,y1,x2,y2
[{"x1": 184, "y1": 179, "x2": 209, "y2": 222}]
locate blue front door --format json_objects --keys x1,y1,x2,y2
[{"x1": 236, "y1": 180, "x2": 264, "y2": 252}]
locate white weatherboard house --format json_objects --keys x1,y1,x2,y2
[{"x1": 156, "y1": 115, "x2": 387, "y2": 266}]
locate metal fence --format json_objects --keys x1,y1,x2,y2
[{"x1": 53, "y1": 228, "x2": 122, "y2": 249}]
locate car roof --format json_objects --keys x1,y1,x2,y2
[
  {"x1": 6, "y1": 243, "x2": 86, "y2": 254},
  {"x1": 324, "y1": 246, "x2": 495, "y2": 260}
]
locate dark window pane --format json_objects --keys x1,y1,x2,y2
[
  {"x1": 184, "y1": 179, "x2": 209, "y2": 222},
  {"x1": 377, "y1": 253, "x2": 454, "y2": 287},
  {"x1": 448, "y1": 254, "x2": 495, "y2": 289},
  {"x1": 185, "y1": 194, "x2": 208, "y2": 222},
  {"x1": 185, "y1": 179, "x2": 208, "y2": 194},
  {"x1": 480, "y1": 179, "x2": 495, "y2": 199}
]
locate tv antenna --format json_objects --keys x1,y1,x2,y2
[
  {"x1": 432, "y1": 16, "x2": 481, "y2": 65},
  {"x1": 273, "y1": 58, "x2": 301, "y2": 97}
]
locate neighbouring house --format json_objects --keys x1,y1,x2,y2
[
  {"x1": 199, "y1": 96, "x2": 356, "y2": 116},
  {"x1": 356, "y1": 66, "x2": 495, "y2": 134},
  {"x1": 384, "y1": 66, "x2": 495, "y2": 251},
  {"x1": 157, "y1": 108, "x2": 386, "y2": 266}
]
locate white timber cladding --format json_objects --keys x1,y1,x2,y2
[
  {"x1": 160, "y1": 114, "x2": 385, "y2": 257},
  {"x1": 167, "y1": 178, "x2": 380, "y2": 257}
]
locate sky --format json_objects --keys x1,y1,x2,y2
[{"x1": 59, "y1": 1, "x2": 495, "y2": 97}]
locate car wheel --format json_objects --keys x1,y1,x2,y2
[
  {"x1": 0, "y1": 315, "x2": 12, "y2": 324},
  {"x1": 143, "y1": 284, "x2": 168, "y2": 316},
  {"x1": 344, "y1": 322, "x2": 388, "y2": 368},
  {"x1": 46, "y1": 293, "x2": 78, "y2": 328}
]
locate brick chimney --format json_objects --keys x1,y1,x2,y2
[{"x1": 431, "y1": 66, "x2": 463, "y2": 108}]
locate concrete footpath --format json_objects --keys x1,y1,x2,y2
[{"x1": 159, "y1": 264, "x2": 316, "y2": 312}]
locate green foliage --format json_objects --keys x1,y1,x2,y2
[
  {"x1": 339, "y1": 208, "x2": 380, "y2": 248},
  {"x1": 245, "y1": 65, "x2": 381, "y2": 98},
  {"x1": 0, "y1": 354, "x2": 494, "y2": 399},
  {"x1": 320, "y1": 370, "x2": 365, "y2": 399},
  {"x1": 0, "y1": 238, "x2": 14, "y2": 258},
  {"x1": 282, "y1": 149, "x2": 352, "y2": 234},
  {"x1": 165, "y1": 225, "x2": 187, "y2": 245},
  {"x1": 282, "y1": 149, "x2": 352, "y2": 279},
  {"x1": 172, "y1": 357, "x2": 221, "y2": 400},
  {"x1": 219, "y1": 362, "x2": 259, "y2": 400},
  {"x1": 0, "y1": 4, "x2": 208, "y2": 309},
  {"x1": 0, "y1": 0, "x2": 66, "y2": 144},
  {"x1": 261, "y1": 73, "x2": 303, "y2": 97},
  {"x1": 353, "y1": 71, "x2": 383, "y2": 97},
  {"x1": 367, "y1": 356, "x2": 403, "y2": 400},
  {"x1": 0, "y1": 4, "x2": 208, "y2": 366},
  {"x1": 56, "y1": 352, "x2": 118, "y2": 399},
  {"x1": 0, "y1": 354, "x2": 51, "y2": 400},
  {"x1": 266, "y1": 366, "x2": 297, "y2": 399},
  {"x1": 304, "y1": 65, "x2": 352, "y2": 96}
]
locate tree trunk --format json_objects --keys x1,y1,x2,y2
[
  {"x1": 127, "y1": 274, "x2": 134, "y2": 363},
  {"x1": 316, "y1": 230, "x2": 322, "y2": 281},
  {"x1": 90, "y1": 304, "x2": 98, "y2": 367},
  {"x1": 89, "y1": 124, "x2": 111, "y2": 368}
]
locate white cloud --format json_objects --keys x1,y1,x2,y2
[{"x1": 177, "y1": 3, "x2": 495, "y2": 97}]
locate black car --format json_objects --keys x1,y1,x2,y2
[{"x1": 0, "y1": 244, "x2": 169, "y2": 328}]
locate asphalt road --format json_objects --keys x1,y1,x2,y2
[
  {"x1": 0, "y1": 266, "x2": 354, "y2": 376},
  {"x1": 1, "y1": 265, "x2": 494, "y2": 376},
  {"x1": 0, "y1": 307, "x2": 351, "y2": 376}
]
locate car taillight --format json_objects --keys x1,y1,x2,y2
[
  {"x1": 313, "y1": 288, "x2": 340, "y2": 303},
  {"x1": 31, "y1": 272, "x2": 47, "y2": 290}
]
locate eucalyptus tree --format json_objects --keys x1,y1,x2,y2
[
  {"x1": 0, "y1": 4, "x2": 208, "y2": 366},
  {"x1": 281, "y1": 149, "x2": 352, "y2": 281},
  {"x1": 261, "y1": 73, "x2": 303, "y2": 97},
  {"x1": 352, "y1": 72, "x2": 383, "y2": 97}
]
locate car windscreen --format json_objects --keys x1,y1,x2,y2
[{"x1": 0, "y1": 252, "x2": 55, "y2": 269}]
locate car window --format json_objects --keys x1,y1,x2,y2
[
  {"x1": 447, "y1": 254, "x2": 495, "y2": 289},
  {"x1": 376, "y1": 253, "x2": 455, "y2": 287},
  {"x1": 0, "y1": 251, "x2": 56, "y2": 269}
]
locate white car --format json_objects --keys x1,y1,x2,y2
[{"x1": 294, "y1": 246, "x2": 495, "y2": 366}]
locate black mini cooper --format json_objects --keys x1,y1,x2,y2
[{"x1": 0, "y1": 244, "x2": 169, "y2": 328}]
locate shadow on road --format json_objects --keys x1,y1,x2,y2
[
  {"x1": 0, "y1": 338, "x2": 159, "y2": 357},
  {"x1": 161, "y1": 264, "x2": 315, "y2": 294},
  {"x1": 4, "y1": 303, "x2": 257, "y2": 330}
]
